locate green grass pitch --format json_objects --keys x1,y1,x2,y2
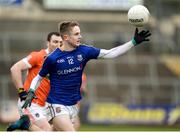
[{"x1": 1, "y1": 123, "x2": 180, "y2": 131}]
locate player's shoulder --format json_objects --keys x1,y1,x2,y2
[
  {"x1": 49, "y1": 48, "x2": 60, "y2": 56},
  {"x1": 30, "y1": 49, "x2": 46, "y2": 56},
  {"x1": 78, "y1": 44, "x2": 96, "y2": 51},
  {"x1": 46, "y1": 48, "x2": 60, "y2": 60},
  {"x1": 79, "y1": 44, "x2": 94, "y2": 48},
  {"x1": 26, "y1": 49, "x2": 46, "y2": 60},
  {"x1": 78, "y1": 44, "x2": 100, "y2": 52}
]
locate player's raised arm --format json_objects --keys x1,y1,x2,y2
[{"x1": 98, "y1": 28, "x2": 151, "y2": 59}]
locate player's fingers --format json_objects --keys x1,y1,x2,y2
[
  {"x1": 22, "y1": 100, "x2": 29, "y2": 109},
  {"x1": 144, "y1": 30, "x2": 150, "y2": 36},
  {"x1": 144, "y1": 33, "x2": 151, "y2": 37},
  {"x1": 135, "y1": 28, "x2": 138, "y2": 35},
  {"x1": 28, "y1": 102, "x2": 31, "y2": 107},
  {"x1": 135, "y1": 28, "x2": 138, "y2": 32},
  {"x1": 22, "y1": 103, "x2": 26, "y2": 109},
  {"x1": 144, "y1": 38, "x2": 150, "y2": 41},
  {"x1": 144, "y1": 30, "x2": 150, "y2": 34},
  {"x1": 140, "y1": 30, "x2": 146, "y2": 35}
]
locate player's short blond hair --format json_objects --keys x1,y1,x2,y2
[{"x1": 58, "y1": 21, "x2": 79, "y2": 37}]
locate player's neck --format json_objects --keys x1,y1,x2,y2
[
  {"x1": 62, "y1": 42, "x2": 76, "y2": 51},
  {"x1": 45, "y1": 48, "x2": 49, "y2": 54}
]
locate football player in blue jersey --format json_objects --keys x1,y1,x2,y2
[{"x1": 22, "y1": 21, "x2": 151, "y2": 131}]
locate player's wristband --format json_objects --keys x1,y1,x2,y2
[
  {"x1": 18, "y1": 88, "x2": 28, "y2": 101},
  {"x1": 18, "y1": 87, "x2": 26, "y2": 93},
  {"x1": 131, "y1": 38, "x2": 137, "y2": 46},
  {"x1": 29, "y1": 88, "x2": 35, "y2": 93}
]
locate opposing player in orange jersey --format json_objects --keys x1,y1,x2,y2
[{"x1": 7, "y1": 32, "x2": 62, "y2": 131}]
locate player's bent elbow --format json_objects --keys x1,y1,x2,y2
[
  {"x1": 10, "y1": 61, "x2": 26, "y2": 74},
  {"x1": 10, "y1": 64, "x2": 21, "y2": 75},
  {"x1": 10, "y1": 65, "x2": 16, "y2": 73}
]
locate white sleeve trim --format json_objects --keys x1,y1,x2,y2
[
  {"x1": 22, "y1": 58, "x2": 32, "y2": 68},
  {"x1": 98, "y1": 41, "x2": 134, "y2": 59},
  {"x1": 29, "y1": 74, "x2": 43, "y2": 92}
]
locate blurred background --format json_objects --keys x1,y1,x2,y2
[{"x1": 0, "y1": 0, "x2": 180, "y2": 130}]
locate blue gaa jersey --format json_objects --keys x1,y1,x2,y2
[{"x1": 39, "y1": 44, "x2": 100, "y2": 105}]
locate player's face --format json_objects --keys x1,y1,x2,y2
[
  {"x1": 68, "y1": 26, "x2": 82, "y2": 47},
  {"x1": 48, "y1": 35, "x2": 63, "y2": 52}
]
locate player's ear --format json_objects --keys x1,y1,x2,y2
[
  {"x1": 63, "y1": 34, "x2": 69, "y2": 41},
  {"x1": 47, "y1": 41, "x2": 49, "y2": 47}
]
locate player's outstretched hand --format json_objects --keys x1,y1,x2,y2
[
  {"x1": 22, "y1": 89, "x2": 36, "y2": 109},
  {"x1": 132, "y1": 28, "x2": 151, "y2": 46}
]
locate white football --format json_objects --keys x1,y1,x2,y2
[{"x1": 128, "y1": 5, "x2": 150, "y2": 27}]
